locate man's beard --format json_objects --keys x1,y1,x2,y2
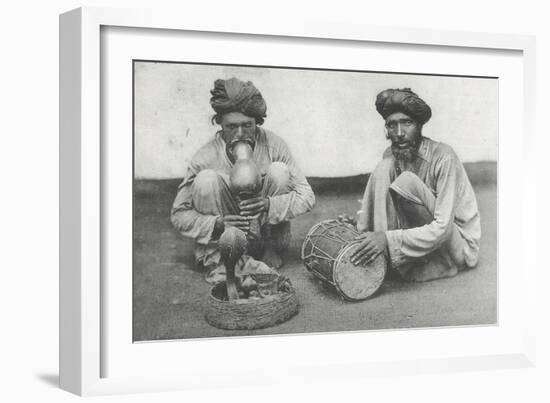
[{"x1": 391, "y1": 136, "x2": 422, "y2": 162}]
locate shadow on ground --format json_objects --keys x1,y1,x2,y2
[
  {"x1": 133, "y1": 162, "x2": 497, "y2": 341},
  {"x1": 35, "y1": 373, "x2": 59, "y2": 388}
]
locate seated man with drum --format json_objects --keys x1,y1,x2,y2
[
  {"x1": 171, "y1": 77, "x2": 315, "y2": 283},
  {"x1": 351, "y1": 88, "x2": 481, "y2": 281}
]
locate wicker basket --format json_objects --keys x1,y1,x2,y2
[{"x1": 205, "y1": 274, "x2": 299, "y2": 330}]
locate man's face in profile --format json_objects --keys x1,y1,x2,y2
[
  {"x1": 220, "y1": 112, "x2": 257, "y2": 147},
  {"x1": 385, "y1": 111, "x2": 422, "y2": 162}
]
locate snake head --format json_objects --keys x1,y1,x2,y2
[{"x1": 218, "y1": 227, "x2": 248, "y2": 265}]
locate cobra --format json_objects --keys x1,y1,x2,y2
[{"x1": 218, "y1": 227, "x2": 248, "y2": 301}]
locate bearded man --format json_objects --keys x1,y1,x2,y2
[
  {"x1": 171, "y1": 77, "x2": 315, "y2": 282},
  {"x1": 351, "y1": 88, "x2": 481, "y2": 281}
]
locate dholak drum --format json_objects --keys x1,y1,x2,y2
[{"x1": 301, "y1": 219, "x2": 387, "y2": 301}]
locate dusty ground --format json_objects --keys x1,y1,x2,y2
[{"x1": 133, "y1": 163, "x2": 497, "y2": 341}]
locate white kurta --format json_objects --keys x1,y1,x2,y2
[{"x1": 357, "y1": 137, "x2": 481, "y2": 281}]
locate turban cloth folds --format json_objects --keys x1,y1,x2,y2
[
  {"x1": 375, "y1": 88, "x2": 432, "y2": 125},
  {"x1": 210, "y1": 78, "x2": 267, "y2": 121}
]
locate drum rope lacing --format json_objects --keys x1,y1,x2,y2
[{"x1": 301, "y1": 221, "x2": 359, "y2": 262}]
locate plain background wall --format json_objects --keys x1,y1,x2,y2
[
  {"x1": 135, "y1": 61, "x2": 498, "y2": 179},
  {"x1": 1, "y1": 1, "x2": 548, "y2": 402}
]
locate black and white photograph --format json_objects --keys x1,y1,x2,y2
[
  {"x1": 6, "y1": 0, "x2": 549, "y2": 400},
  {"x1": 132, "y1": 61, "x2": 497, "y2": 341}
]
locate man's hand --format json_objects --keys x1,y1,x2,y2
[
  {"x1": 213, "y1": 215, "x2": 251, "y2": 237},
  {"x1": 239, "y1": 197, "x2": 269, "y2": 217},
  {"x1": 350, "y1": 231, "x2": 388, "y2": 266},
  {"x1": 337, "y1": 213, "x2": 357, "y2": 226}
]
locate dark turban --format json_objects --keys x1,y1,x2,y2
[
  {"x1": 210, "y1": 78, "x2": 267, "y2": 123},
  {"x1": 375, "y1": 88, "x2": 432, "y2": 125}
]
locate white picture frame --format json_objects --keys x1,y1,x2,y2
[{"x1": 59, "y1": 6, "x2": 537, "y2": 396}]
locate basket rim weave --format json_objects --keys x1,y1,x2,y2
[{"x1": 205, "y1": 281, "x2": 299, "y2": 330}]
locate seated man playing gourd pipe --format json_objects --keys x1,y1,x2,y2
[{"x1": 171, "y1": 77, "x2": 315, "y2": 284}]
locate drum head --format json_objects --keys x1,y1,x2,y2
[{"x1": 333, "y1": 243, "x2": 387, "y2": 301}]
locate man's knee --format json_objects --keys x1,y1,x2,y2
[
  {"x1": 193, "y1": 169, "x2": 222, "y2": 198},
  {"x1": 265, "y1": 162, "x2": 290, "y2": 189},
  {"x1": 193, "y1": 169, "x2": 238, "y2": 216},
  {"x1": 391, "y1": 171, "x2": 423, "y2": 197},
  {"x1": 390, "y1": 171, "x2": 434, "y2": 208},
  {"x1": 390, "y1": 171, "x2": 433, "y2": 226}
]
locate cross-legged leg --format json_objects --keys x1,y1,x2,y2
[
  {"x1": 260, "y1": 162, "x2": 292, "y2": 268},
  {"x1": 192, "y1": 169, "x2": 239, "y2": 218},
  {"x1": 388, "y1": 171, "x2": 466, "y2": 281},
  {"x1": 191, "y1": 169, "x2": 241, "y2": 274},
  {"x1": 262, "y1": 161, "x2": 292, "y2": 197}
]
